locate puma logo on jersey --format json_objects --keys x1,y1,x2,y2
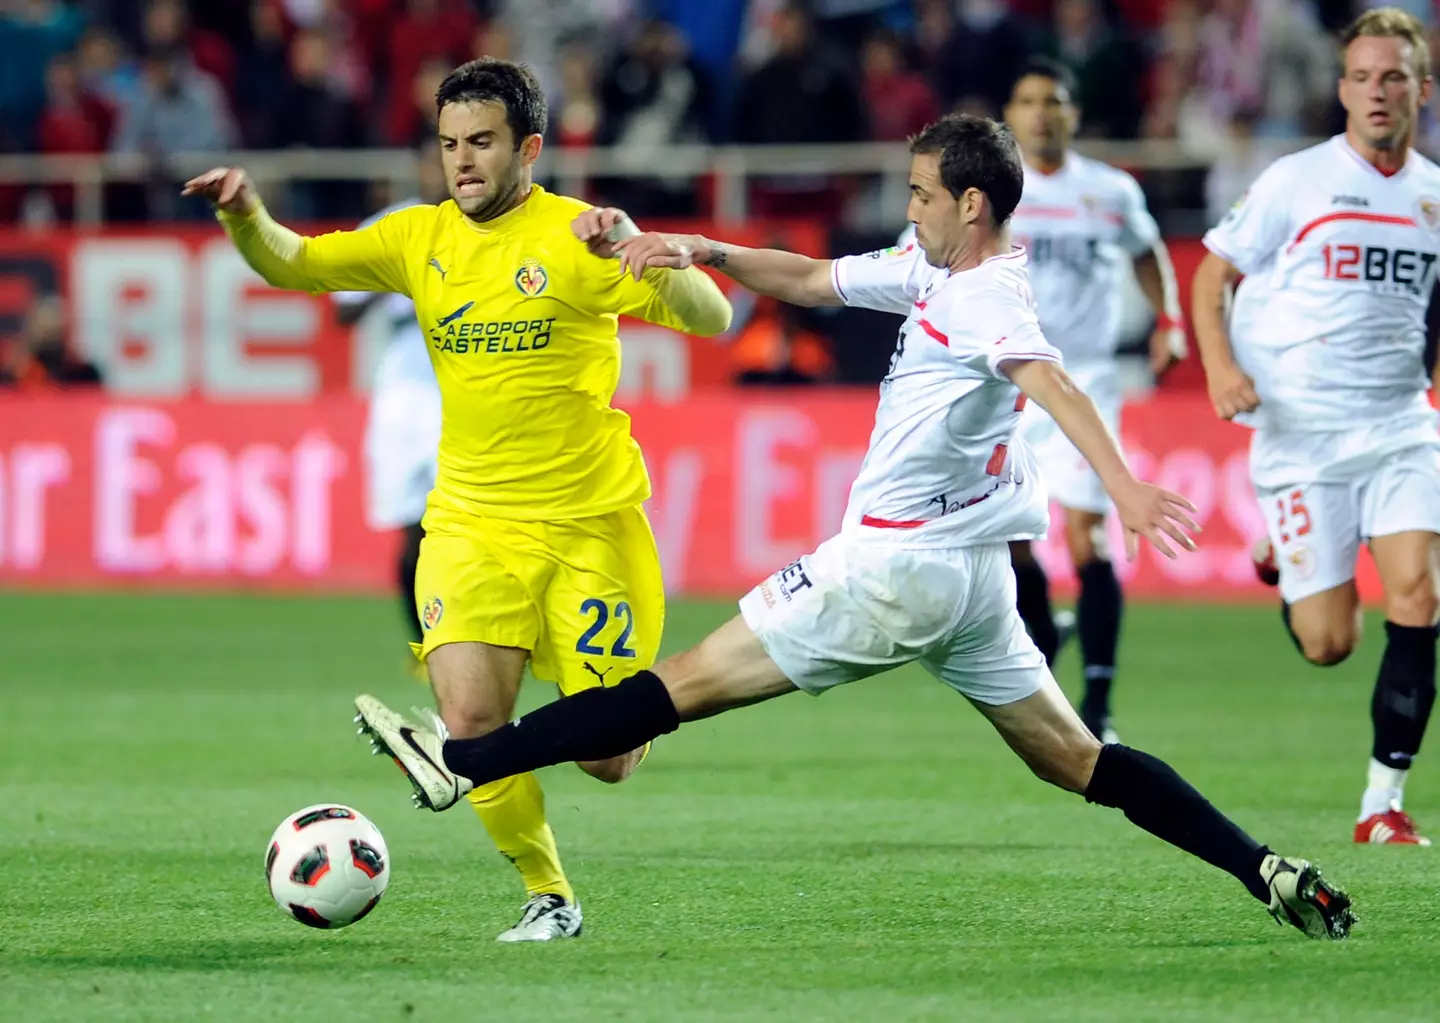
[
  {"x1": 1330, "y1": 194, "x2": 1370, "y2": 208},
  {"x1": 582, "y1": 662, "x2": 612, "y2": 683},
  {"x1": 428, "y1": 257, "x2": 448, "y2": 279},
  {"x1": 436, "y1": 301, "x2": 474, "y2": 327}
]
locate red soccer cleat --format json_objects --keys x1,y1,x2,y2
[
  {"x1": 1354, "y1": 805, "x2": 1432, "y2": 846},
  {"x1": 1252, "y1": 535, "x2": 1279, "y2": 587}
]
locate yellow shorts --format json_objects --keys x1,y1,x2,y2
[{"x1": 411, "y1": 504, "x2": 665, "y2": 695}]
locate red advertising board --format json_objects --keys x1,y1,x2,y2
[
  {"x1": 0, "y1": 392, "x2": 1384, "y2": 600},
  {"x1": 0, "y1": 221, "x2": 825, "y2": 401}
]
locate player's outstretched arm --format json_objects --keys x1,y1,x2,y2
[
  {"x1": 1005, "y1": 358, "x2": 1199, "y2": 561},
  {"x1": 1132, "y1": 242, "x2": 1187, "y2": 378},
  {"x1": 573, "y1": 207, "x2": 841, "y2": 309},
  {"x1": 1191, "y1": 251, "x2": 1260, "y2": 420},
  {"x1": 182, "y1": 167, "x2": 409, "y2": 296}
]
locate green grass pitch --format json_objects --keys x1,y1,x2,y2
[{"x1": 1, "y1": 593, "x2": 1436, "y2": 1022}]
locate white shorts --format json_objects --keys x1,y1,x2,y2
[
  {"x1": 363, "y1": 379, "x2": 442, "y2": 530},
  {"x1": 1020, "y1": 361, "x2": 1120, "y2": 516},
  {"x1": 1252, "y1": 429, "x2": 1440, "y2": 602},
  {"x1": 737, "y1": 537, "x2": 1049, "y2": 706}
]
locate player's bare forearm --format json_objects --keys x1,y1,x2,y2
[
  {"x1": 696, "y1": 241, "x2": 842, "y2": 308},
  {"x1": 1006, "y1": 358, "x2": 1200, "y2": 559},
  {"x1": 1006, "y1": 359, "x2": 1134, "y2": 494},
  {"x1": 1133, "y1": 246, "x2": 1179, "y2": 324},
  {"x1": 1134, "y1": 244, "x2": 1186, "y2": 371},
  {"x1": 610, "y1": 228, "x2": 842, "y2": 309},
  {"x1": 1191, "y1": 251, "x2": 1262, "y2": 419},
  {"x1": 1190, "y1": 252, "x2": 1241, "y2": 373}
]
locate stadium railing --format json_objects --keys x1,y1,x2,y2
[{"x1": 0, "y1": 138, "x2": 1325, "y2": 227}]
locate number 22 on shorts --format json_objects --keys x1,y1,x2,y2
[
  {"x1": 1275, "y1": 488, "x2": 1312, "y2": 545},
  {"x1": 575, "y1": 598, "x2": 638, "y2": 657}
]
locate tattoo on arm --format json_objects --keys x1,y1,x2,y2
[{"x1": 703, "y1": 245, "x2": 727, "y2": 269}]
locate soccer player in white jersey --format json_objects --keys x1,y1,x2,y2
[
  {"x1": 354, "y1": 114, "x2": 1354, "y2": 940},
  {"x1": 1193, "y1": 7, "x2": 1440, "y2": 846},
  {"x1": 333, "y1": 142, "x2": 446, "y2": 653},
  {"x1": 1002, "y1": 58, "x2": 1186, "y2": 743}
]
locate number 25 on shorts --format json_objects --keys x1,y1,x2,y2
[
  {"x1": 1275, "y1": 488, "x2": 1312, "y2": 545},
  {"x1": 575, "y1": 599, "x2": 638, "y2": 658}
]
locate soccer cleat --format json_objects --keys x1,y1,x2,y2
[
  {"x1": 496, "y1": 893, "x2": 583, "y2": 943},
  {"x1": 353, "y1": 694, "x2": 472, "y2": 811},
  {"x1": 1354, "y1": 803, "x2": 1432, "y2": 846},
  {"x1": 1260, "y1": 854, "x2": 1355, "y2": 939},
  {"x1": 1252, "y1": 535, "x2": 1280, "y2": 587}
]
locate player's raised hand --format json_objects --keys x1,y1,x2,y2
[
  {"x1": 572, "y1": 206, "x2": 638, "y2": 260},
  {"x1": 1113, "y1": 481, "x2": 1200, "y2": 561},
  {"x1": 181, "y1": 167, "x2": 259, "y2": 215},
  {"x1": 614, "y1": 233, "x2": 713, "y2": 281},
  {"x1": 1205, "y1": 360, "x2": 1261, "y2": 420}
]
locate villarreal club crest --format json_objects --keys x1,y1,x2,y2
[{"x1": 515, "y1": 259, "x2": 548, "y2": 297}]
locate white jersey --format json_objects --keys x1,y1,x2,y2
[
  {"x1": 1008, "y1": 154, "x2": 1159, "y2": 364},
  {"x1": 1202, "y1": 135, "x2": 1440, "y2": 432},
  {"x1": 337, "y1": 198, "x2": 442, "y2": 530},
  {"x1": 334, "y1": 198, "x2": 438, "y2": 394},
  {"x1": 830, "y1": 243, "x2": 1062, "y2": 548}
]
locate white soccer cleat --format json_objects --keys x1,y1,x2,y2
[
  {"x1": 496, "y1": 893, "x2": 584, "y2": 943},
  {"x1": 1260, "y1": 853, "x2": 1355, "y2": 940},
  {"x1": 354, "y1": 694, "x2": 472, "y2": 811}
]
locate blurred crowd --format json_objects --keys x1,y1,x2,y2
[{"x1": 0, "y1": 0, "x2": 1433, "y2": 225}]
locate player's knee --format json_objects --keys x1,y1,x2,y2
[
  {"x1": 1024, "y1": 732, "x2": 1102, "y2": 794},
  {"x1": 440, "y1": 704, "x2": 509, "y2": 740},
  {"x1": 1065, "y1": 531, "x2": 1097, "y2": 568},
  {"x1": 576, "y1": 750, "x2": 641, "y2": 784},
  {"x1": 1386, "y1": 575, "x2": 1439, "y2": 628},
  {"x1": 1297, "y1": 626, "x2": 1358, "y2": 667}
]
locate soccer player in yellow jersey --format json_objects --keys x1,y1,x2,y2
[{"x1": 184, "y1": 59, "x2": 731, "y2": 942}]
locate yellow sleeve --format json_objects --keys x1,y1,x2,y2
[
  {"x1": 588, "y1": 260, "x2": 733, "y2": 337},
  {"x1": 217, "y1": 203, "x2": 421, "y2": 296}
]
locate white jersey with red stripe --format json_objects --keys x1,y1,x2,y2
[
  {"x1": 1009, "y1": 153, "x2": 1160, "y2": 364},
  {"x1": 1202, "y1": 134, "x2": 1440, "y2": 433},
  {"x1": 829, "y1": 242, "x2": 1062, "y2": 548}
]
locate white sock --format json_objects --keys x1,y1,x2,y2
[{"x1": 1359, "y1": 758, "x2": 1408, "y2": 821}]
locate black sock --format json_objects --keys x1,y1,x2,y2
[
  {"x1": 1077, "y1": 559, "x2": 1122, "y2": 724},
  {"x1": 1013, "y1": 555, "x2": 1060, "y2": 665},
  {"x1": 1371, "y1": 621, "x2": 1438, "y2": 769},
  {"x1": 443, "y1": 671, "x2": 680, "y2": 786},
  {"x1": 1085, "y1": 744, "x2": 1271, "y2": 903},
  {"x1": 399, "y1": 522, "x2": 425, "y2": 644},
  {"x1": 1279, "y1": 601, "x2": 1306, "y2": 658}
]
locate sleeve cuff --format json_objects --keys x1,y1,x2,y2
[
  {"x1": 830, "y1": 258, "x2": 851, "y2": 306},
  {"x1": 1201, "y1": 236, "x2": 1249, "y2": 274}
]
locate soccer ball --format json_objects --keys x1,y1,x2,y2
[{"x1": 265, "y1": 804, "x2": 389, "y2": 929}]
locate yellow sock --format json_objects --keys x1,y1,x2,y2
[{"x1": 467, "y1": 772, "x2": 574, "y2": 903}]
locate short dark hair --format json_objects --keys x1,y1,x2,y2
[
  {"x1": 908, "y1": 114, "x2": 1024, "y2": 225},
  {"x1": 435, "y1": 58, "x2": 547, "y2": 147},
  {"x1": 1010, "y1": 56, "x2": 1077, "y2": 101}
]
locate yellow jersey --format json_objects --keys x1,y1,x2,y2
[{"x1": 220, "y1": 185, "x2": 728, "y2": 521}]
